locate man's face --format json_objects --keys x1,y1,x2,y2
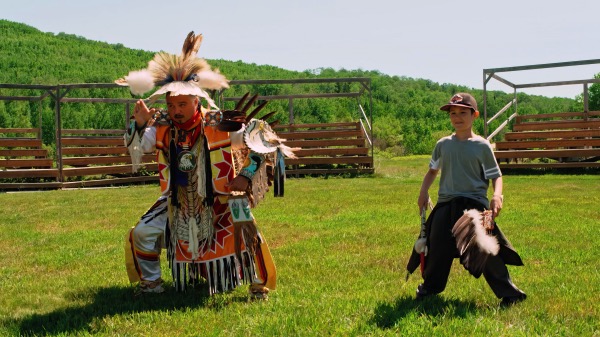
[
  {"x1": 448, "y1": 106, "x2": 476, "y2": 132},
  {"x1": 166, "y1": 94, "x2": 198, "y2": 124}
]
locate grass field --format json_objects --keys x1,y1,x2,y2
[{"x1": 0, "y1": 156, "x2": 598, "y2": 336}]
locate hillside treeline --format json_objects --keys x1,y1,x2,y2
[{"x1": 0, "y1": 20, "x2": 590, "y2": 155}]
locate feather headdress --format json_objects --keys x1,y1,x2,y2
[
  {"x1": 452, "y1": 209, "x2": 500, "y2": 277},
  {"x1": 115, "y1": 31, "x2": 229, "y2": 108}
]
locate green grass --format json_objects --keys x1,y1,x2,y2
[{"x1": 1, "y1": 156, "x2": 598, "y2": 336}]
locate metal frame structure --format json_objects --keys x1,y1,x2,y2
[
  {"x1": 220, "y1": 77, "x2": 373, "y2": 158},
  {"x1": 0, "y1": 77, "x2": 373, "y2": 187},
  {"x1": 483, "y1": 59, "x2": 600, "y2": 140}
]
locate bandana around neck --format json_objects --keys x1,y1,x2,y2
[{"x1": 172, "y1": 110, "x2": 202, "y2": 130}]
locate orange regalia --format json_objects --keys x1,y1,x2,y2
[
  {"x1": 124, "y1": 108, "x2": 283, "y2": 295},
  {"x1": 162, "y1": 113, "x2": 277, "y2": 294},
  {"x1": 118, "y1": 31, "x2": 294, "y2": 297}
]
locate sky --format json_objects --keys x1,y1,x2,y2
[{"x1": 2, "y1": 0, "x2": 600, "y2": 98}]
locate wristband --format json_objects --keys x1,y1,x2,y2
[{"x1": 238, "y1": 168, "x2": 255, "y2": 180}]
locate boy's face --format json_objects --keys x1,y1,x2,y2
[
  {"x1": 166, "y1": 94, "x2": 199, "y2": 124},
  {"x1": 448, "y1": 106, "x2": 476, "y2": 132}
]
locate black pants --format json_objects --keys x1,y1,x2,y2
[{"x1": 422, "y1": 197, "x2": 526, "y2": 299}]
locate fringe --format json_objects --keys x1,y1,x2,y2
[
  {"x1": 124, "y1": 131, "x2": 144, "y2": 173},
  {"x1": 167, "y1": 248, "x2": 259, "y2": 294}
]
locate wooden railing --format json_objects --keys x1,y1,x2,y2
[
  {"x1": 494, "y1": 111, "x2": 600, "y2": 169},
  {"x1": 59, "y1": 129, "x2": 157, "y2": 188},
  {"x1": 1, "y1": 78, "x2": 374, "y2": 190},
  {"x1": 0, "y1": 128, "x2": 60, "y2": 189},
  {"x1": 1, "y1": 122, "x2": 374, "y2": 190},
  {"x1": 275, "y1": 122, "x2": 373, "y2": 175}
]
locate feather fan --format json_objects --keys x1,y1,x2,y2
[{"x1": 452, "y1": 209, "x2": 500, "y2": 276}]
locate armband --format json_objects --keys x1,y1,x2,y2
[
  {"x1": 238, "y1": 153, "x2": 264, "y2": 180},
  {"x1": 238, "y1": 168, "x2": 255, "y2": 181}
]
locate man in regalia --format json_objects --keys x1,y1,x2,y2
[{"x1": 117, "y1": 32, "x2": 295, "y2": 298}]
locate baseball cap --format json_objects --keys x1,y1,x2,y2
[{"x1": 440, "y1": 93, "x2": 478, "y2": 112}]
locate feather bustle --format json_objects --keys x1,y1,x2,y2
[
  {"x1": 246, "y1": 101, "x2": 268, "y2": 121},
  {"x1": 452, "y1": 209, "x2": 500, "y2": 276}
]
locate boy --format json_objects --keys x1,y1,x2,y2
[{"x1": 412, "y1": 93, "x2": 526, "y2": 306}]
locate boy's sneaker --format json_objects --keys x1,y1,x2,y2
[
  {"x1": 500, "y1": 293, "x2": 526, "y2": 307},
  {"x1": 137, "y1": 278, "x2": 165, "y2": 295},
  {"x1": 415, "y1": 284, "x2": 432, "y2": 300}
]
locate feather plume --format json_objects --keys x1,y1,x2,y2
[
  {"x1": 414, "y1": 237, "x2": 427, "y2": 254},
  {"x1": 259, "y1": 111, "x2": 277, "y2": 122},
  {"x1": 194, "y1": 70, "x2": 229, "y2": 90},
  {"x1": 181, "y1": 31, "x2": 203, "y2": 59},
  {"x1": 452, "y1": 209, "x2": 500, "y2": 276},
  {"x1": 277, "y1": 143, "x2": 299, "y2": 159},
  {"x1": 115, "y1": 31, "x2": 228, "y2": 101},
  {"x1": 234, "y1": 92, "x2": 251, "y2": 110},
  {"x1": 123, "y1": 70, "x2": 155, "y2": 95},
  {"x1": 246, "y1": 101, "x2": 268, "y2": 121},
  {"x1": 241, "y1": 94, "x2": 259, "y2": 114}
]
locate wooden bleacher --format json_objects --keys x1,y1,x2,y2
[
  {"x1": 0, "y1": 128, "x2": 60, "y2": 190},
  {"x1": 494, "y1": 111, "x2": 600, "y2": 169},
  {"x1": 275, "y1": 122, "x2": 373, "y2": 175},
  {"x1": 1, "y1": 122, "x2": 372, "y2": 190},
  {"x1": 59, "y1": 129, "x2": 158, "y2": 188}
]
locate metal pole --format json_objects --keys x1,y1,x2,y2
[
  {"x1": 38, "y1": 98, "x2": 43, "y2": 141},
  {"x1": 55, "y1": 86, "x2": 63, "y2": 183},
  {"x1": 583, "y1": 83, "x2": 589, "y2": 121},
  {"x1": 368, "y1": 79, "x2": 373, "y2": 161},
  {"x1": 288, "y1": 97, "x2": 294, "y2": 124},
  {"x1": 513, "y1": 87, "x2": 518, "y2": 129},
  {"x1": 125, "y1": 103, "x2": 131, "y2": 128},
  {"x1": 483, "y1": 71, "x2": 488, "y2": 137}
]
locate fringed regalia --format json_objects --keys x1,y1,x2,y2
[
  {"x1": 160, "y1": 120, "x2": 278, "y2": 294},
  {"x1": 119, "y1": 32, "x2": 295, "y2": 296}
]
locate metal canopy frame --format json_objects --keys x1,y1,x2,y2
[
  {"x1": 220, "y1": 77, "x2": 373, "y2": 157},
  {"x1": 1, "y1": 78, "x2": 373, "y2": 183},
  {"x1": 483, "y1": 59, "x2": 600, "y2": 139}
]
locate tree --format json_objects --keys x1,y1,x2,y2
[{"x1": 587, "y1": 74, "x2": 600, "y2": 110}]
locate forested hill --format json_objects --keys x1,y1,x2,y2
[{"x1": 0, "y1": 20, "x2": 583, "y2": 155}]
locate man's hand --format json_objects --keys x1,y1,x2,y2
[
  {"x1": 133, "y1": 99, "x2": 155, "y2": 128},
  {"x1": 490, "y1": 194, "x2": 503, "y2": 219},
  {"x1": 226, "y1": 175, "x2": 250, "y2": 192}
]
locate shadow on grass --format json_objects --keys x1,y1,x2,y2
[
  {"x1": 5, "y1": 284, "x2": 249, "y2": 336},
  {"x1": 370, "y1": 295, "x2": 478, "y2": 329},
  {"x1": 502, "y1": 167, "x2": 600, "y2": 175}
]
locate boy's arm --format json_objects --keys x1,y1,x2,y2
[
  {"x1": 490, "y1": 176, "x2": 503, "y2": 218},
  {"x1": 418, "y1": 168, "x2": 438, "y2": 212}
]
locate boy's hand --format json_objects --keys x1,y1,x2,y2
[
  {"x1": 490, "y1": 194, "x2": 503, "y2": 218},
  {"x1": 417, "y1": 193, "x2": 430, "y2": 213}
]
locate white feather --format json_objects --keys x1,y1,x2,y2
[
  {"x1": 194, "y1": 70, "x2": 229, "y2": 90},
  {"x1": 414, "y1": 237, "x2": 427, "y2": 254},
  {"x1": 464, "y1": 209, "x2": 500, "y2": 255},
  {"x1": 125, "y1": 70, "x2": 155, "y2": 95}
]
